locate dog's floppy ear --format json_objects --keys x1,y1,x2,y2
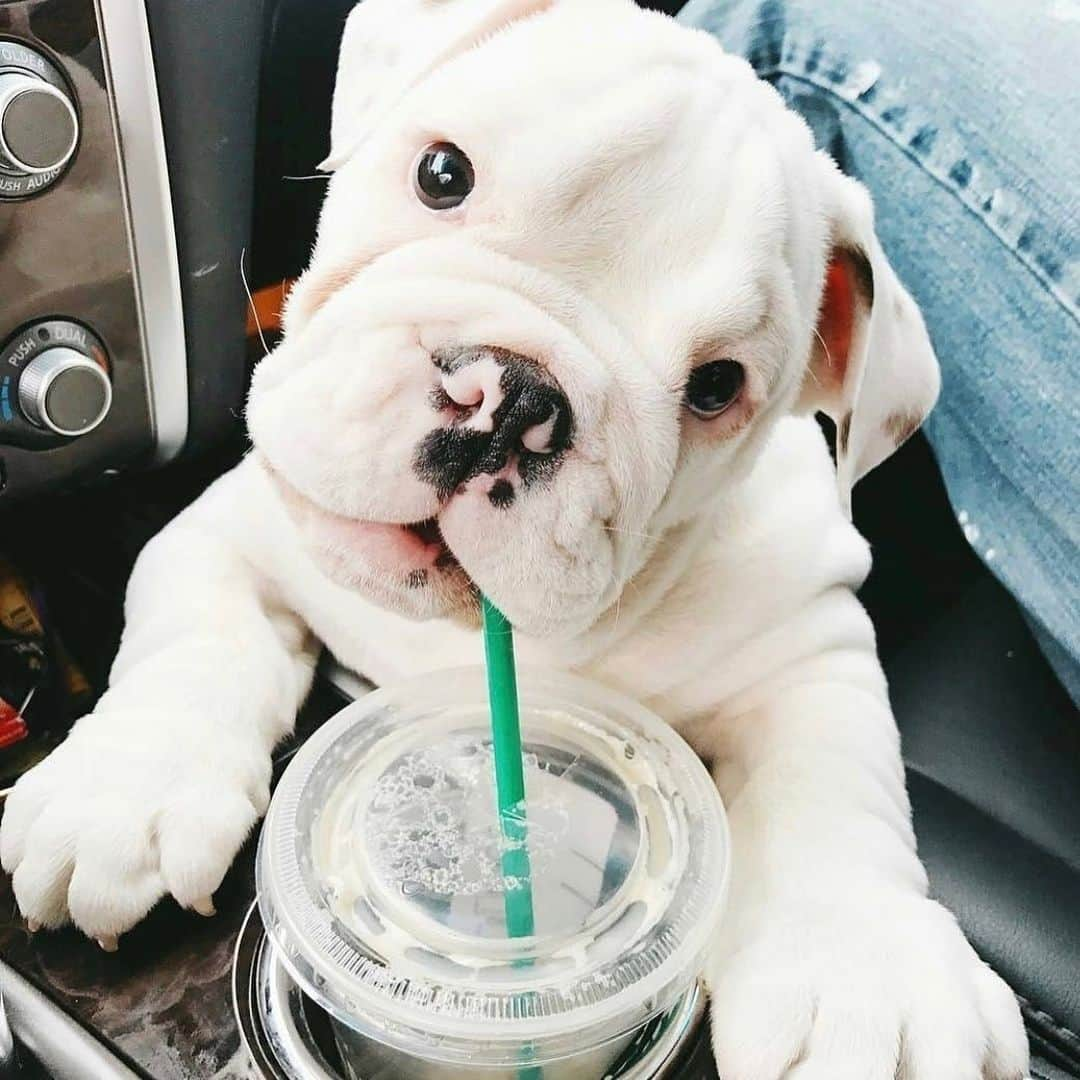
[
  {"x1": 801, "y1": 157, "x2": 940, "y2": 513},
  {"x1": 320, "y1": 0, "x2": 559, "y2": 171}
]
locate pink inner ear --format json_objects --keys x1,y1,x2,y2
[{"x1": 816, "y1": 252, "x2": 858, "y2": 395}]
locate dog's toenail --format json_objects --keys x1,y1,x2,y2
[
  {"x1": 192, "y1": 897, "x2": 216, "y2": 917},
  {"x1": 96, "y1": 935, "x2": 119, "y2": 952},
  {"x1": 26, "y1": 918, "x2": 40, "y2": 933}
]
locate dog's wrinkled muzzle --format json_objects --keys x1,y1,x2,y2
[{"x1": 244, "y1": 235, "x2": 672, "y2": 634}]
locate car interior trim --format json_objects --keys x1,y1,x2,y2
[{"x1": 94, "y1": 0, "x2": 188, "y2": 463}]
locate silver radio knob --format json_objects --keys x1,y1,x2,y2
[
  {"x1": 0, "y1": 72, "x2": 78, "y2": 175},
  {"x1": 18, "y1": 348, "x2": 111, "y2": 437}
]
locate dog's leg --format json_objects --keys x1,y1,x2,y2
[
  {"x1": 700, "y1": 677, "x2": 1029, "y2": 1080},
  {"x1": 0, "y1": 464, "x2": 318, "y2": 944}
]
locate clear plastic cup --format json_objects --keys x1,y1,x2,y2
[{"x1": 257, "y1": 667, "x2": 729, "y2": 1079}]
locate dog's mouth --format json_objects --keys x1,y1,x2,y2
[
  {"x1": 262, "y1": 459, "x2": 466, "y2": 588},
  {"x1": 403, "y1": 517, "x2": 462, "y2": 574}
]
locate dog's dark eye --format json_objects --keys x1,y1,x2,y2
[
  {"x1": 684, "y1": 359, "x2": 745, "y2": 418},
  {"x1": 415, "y1": 142, "x2": 475, "y2": 210}
]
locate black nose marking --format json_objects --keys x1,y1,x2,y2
[
  {"x1": 414, "y1": 347, "x2": 573, "y2": 500},
  {"x1": 488, "y1": 479, "x2": 516, "y2": 508}
]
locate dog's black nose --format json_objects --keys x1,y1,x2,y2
[{"x1": 415, "y1": 346, "x2": 574, "y2": 500}]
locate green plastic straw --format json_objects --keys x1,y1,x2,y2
[
  {"x1": 481, "y1": 596, "x2": 536, "y2": 939},
  {"x1": 481, "y1": 598, "x2": 543, "y2": 1080}
]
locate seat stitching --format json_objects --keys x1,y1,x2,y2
[
  {"x1": 902, "y1": 766, "x2": 1080, "y2": 1065},
  {"x1": 1020, "y1": 993, "x2": 1080, "y2": 1055}
]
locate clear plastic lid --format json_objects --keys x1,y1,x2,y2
[{"x1": 257, "y1": 667, "x2": 729, "y2": 1068}]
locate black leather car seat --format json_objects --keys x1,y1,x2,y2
[{"x1": 861, "y1": 435, "x2": 1080, "y2": 1080}]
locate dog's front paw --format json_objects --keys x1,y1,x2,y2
[
  {"x1": 708, "y1": 890, "x2": 1028, "y2": 1080},
  {"x1": 0, "y1": 710, "x2": 270, "y2": 945}
]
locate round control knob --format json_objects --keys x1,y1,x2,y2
[
  {"x1": 18, "y1": 347, "x2": 111, "y2": 437},
  {"x1": 0, "y1": 72, "x2": 78, "y2": 175}
]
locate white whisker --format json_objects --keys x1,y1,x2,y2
[
  {"x1": 240, "y1": 247, "x2": 270, "y2": 358},
  {"x1": 809, "y1": 328, "x2": 831, "y2": 387},
  {"x1": 604, "y1": 524, "x2": 664, "y2": 545}
]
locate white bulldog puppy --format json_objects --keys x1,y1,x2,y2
[{"x1": 1, "y1": 1, "x2": 1028, "y2": 1076}]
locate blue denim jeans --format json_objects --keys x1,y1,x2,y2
[{"x1": 680, "y1": 0, "x2": 1080, "y2": 702}]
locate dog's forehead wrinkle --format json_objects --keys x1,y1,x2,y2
[
  {"x1": 414, "y1": 5, "x2": 741, "y2": 177},
  {"x1": 516, "y1": 68, "x2": 745, "y2": 196},
  {"x1": 458, "y1": 0, "x2": 720, "y2": 86},
  {"x1": 420, "y1": 45, "x2": 672, "y2": 143},
  {"x1": 532, "y1": 118, "x2": 792, "y2": 349}
]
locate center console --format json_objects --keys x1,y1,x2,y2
[{"x1": 0, "y1": 0, "x2": 263, "y2": 500}]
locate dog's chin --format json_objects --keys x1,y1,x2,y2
[{"x1": 261, "y1": 461, "x2": 478, "y2": 622}]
